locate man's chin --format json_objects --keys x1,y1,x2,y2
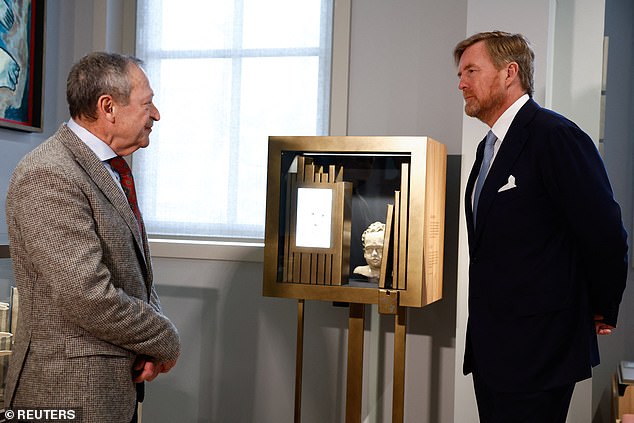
[{"x1": 465, "y1": 105, "x2": 479, "y2": 118}]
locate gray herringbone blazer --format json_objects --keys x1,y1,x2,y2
[{"x1": 4, "y1": 124, "x2": 180, "y2": 422}]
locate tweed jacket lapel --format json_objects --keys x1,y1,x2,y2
[{"x1": 56, "y1": 125, "x2": 150, "y2": 269}]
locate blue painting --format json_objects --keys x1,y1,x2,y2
[{"x1": 0, "y1": 0, "x2": 44, "y2": 132}]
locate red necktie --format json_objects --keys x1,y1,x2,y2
[{"x1": 108, "y1": 156, "x2": 143, "y2": 225}]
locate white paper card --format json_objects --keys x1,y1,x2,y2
[{"x1": 295, "y1": 188, "x2": 332, "y2": 248}]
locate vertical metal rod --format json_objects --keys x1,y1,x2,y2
[
  {"x1": 294, "y1": 299, "x2": 305, "y2": 423},
  {"x1": 346, "y1": 303, "x2": 365, "y2": 423},
  {"x1": 392, "y1": 306, "x2": 407, "y2": 423}
]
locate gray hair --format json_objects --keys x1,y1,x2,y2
[{"x1": 66, "y1": 52, "x2": 144, "y2": 120}]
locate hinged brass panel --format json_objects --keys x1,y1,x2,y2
[{"x1": 378, "y1": 289, "x2": 399, "y2": 315}]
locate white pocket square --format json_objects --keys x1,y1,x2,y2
[{"x1": 498, "y1": 175, "x2": 517, "y2": 192}]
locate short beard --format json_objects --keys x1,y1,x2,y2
[
  {"x1": 464, "y1": 101, "x2": 480, "y2": 119},
  {"x1": 465, "y1": 89, "x2": 506, "y2": 124}
]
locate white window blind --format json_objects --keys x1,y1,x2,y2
[{"x1": 135, "y1": 0, "x2": 333, "y2": 241}]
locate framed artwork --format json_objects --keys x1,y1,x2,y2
[
  {"x1": 0, "y1": 0, "x2": 45, "y2": 132},
  {"x1": 294, "y1": 187, "x2": 335, "y2": 249},
  {"x1": 263, "y1": 136, "x2": 447, "y2": 308}
]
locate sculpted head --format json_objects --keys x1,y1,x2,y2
[{"x1": 361, "y1": 221, "x2": 385, "y2": 270}]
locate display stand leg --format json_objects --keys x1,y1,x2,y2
[
  {"x1": 294, "y1": 299, "x2": 305, "y2": 423},
  {"x1": 392, "y1": 306, "x2": 407, "y2": 423},
  {"x1": 346, "y1": 303, "x2": 365, "y2": 423}
]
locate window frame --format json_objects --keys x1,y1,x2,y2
[{"x1": 128, "y1": 0, "x2": 351, "y2": 261}]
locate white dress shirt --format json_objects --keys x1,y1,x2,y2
[
  {"x1": 472, "y1": 93, "x2": 530, "y2": 207},
  {"x1": 66, "y1": 118, "x2": 124, "y2": 189},
  {"x1": 488, "y1": 93, "x2": 530, "y2": 163}
]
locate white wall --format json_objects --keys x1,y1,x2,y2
[
  {"x1": 346, "y1": 0, "x2": 467, "y2": 154},
  {"x1": 550, "y1": 0, "x2": 606, "y2": 141}
]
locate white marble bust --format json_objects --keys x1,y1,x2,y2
[{"x1": 353, "y1": 221, "x2": 385, "y2": 281}]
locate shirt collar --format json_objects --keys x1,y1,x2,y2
[
  {"x1": 490, "y1": 93, "x2": 530, "y2": 141},
  {"x1": 67, "y1": 118, "x2": 118, "y2": 162}
]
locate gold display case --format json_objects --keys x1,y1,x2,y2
[{"x1": 263, "y1": 136, "x2": 447, "y2": 308}]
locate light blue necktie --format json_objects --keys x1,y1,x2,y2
[{"x1": 473, "y1": 130, "x2": 497, "y2": 225}]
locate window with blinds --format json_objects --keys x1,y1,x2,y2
[{"x1": 134, "y1": 0, "x2": 333, "y2": 240}]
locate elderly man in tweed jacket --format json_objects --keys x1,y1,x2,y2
[{"x1": 4, "y1": 52, "x2": 180, "y2": 422}]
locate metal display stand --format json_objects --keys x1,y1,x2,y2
[{"x1": 263, "y1": 136, "x2": 447, "y2": 422}]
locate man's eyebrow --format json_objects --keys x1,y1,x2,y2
[{"x1": 458, "y1": 64, "x2": 477, "y2": 77}]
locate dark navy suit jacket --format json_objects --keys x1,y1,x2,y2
[{"x1": 463, "y1": 98, "x2": 628, "y2": 392}]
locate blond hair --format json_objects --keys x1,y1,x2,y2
[{"x1": 454, "y1": 31, "x2": 535, "y2": 97}]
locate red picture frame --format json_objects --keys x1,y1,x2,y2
[{"x1": 0, "y1": 0, "x2": 45, "y2": 132}]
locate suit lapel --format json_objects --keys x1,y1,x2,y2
[
  {"x1": 57, "y1": 125, "x2": 150, "y2": 269},
  {"x1": 470, "y1": 99, "x2": 541, "y2": 248},
  {"x1": 465, "y1": 135, "x2": 485, "y2": 252}
]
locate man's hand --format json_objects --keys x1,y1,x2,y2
[
  {"x1": 159, "y1": 359, "x2": 177, "y2": 373},
  {"x1": 132, "y1": 355, "x2": 178, "y2": 383},
  {"x1": 594, "y1": 314, "x2": 615, "y2": 335}
]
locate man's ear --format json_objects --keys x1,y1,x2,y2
[
  {"x1": 97, "y1": 95, "x2": 116, "y2": 123},
  {"x1": 505, "y1": 62, "x2": 519, "y2": 85}
]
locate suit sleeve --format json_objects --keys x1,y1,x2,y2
[
  {"x1": 7, "y1": 164, "x2": 180, "y2": 362},
  {"x1": 149, "y1": 284, "x2": 163, "y2": 313},
  {"x1": 540, "y1": 121, "x2": 628, "y2": 327}
]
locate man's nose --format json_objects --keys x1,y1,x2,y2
[{"x1": 151, "y1": 103, "x2": 161, "y2": 121}]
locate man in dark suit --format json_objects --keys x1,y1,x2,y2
[
  {"x1": 5, "y1": 52, "x2": 180, "y2": 422},
  {"x1": 454, "y1": 31, "x2": 628, "y2": 422}
]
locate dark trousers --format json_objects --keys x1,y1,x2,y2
[
  {"x1": 130, "y1": 382, "x2": 144, "y2": 423},
  {"x1": 473, "y1": 372, "x2": 575, "y2": 423},
  {"x1": 130, "y1": 404, "x2": 138, "y2": 423}
]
